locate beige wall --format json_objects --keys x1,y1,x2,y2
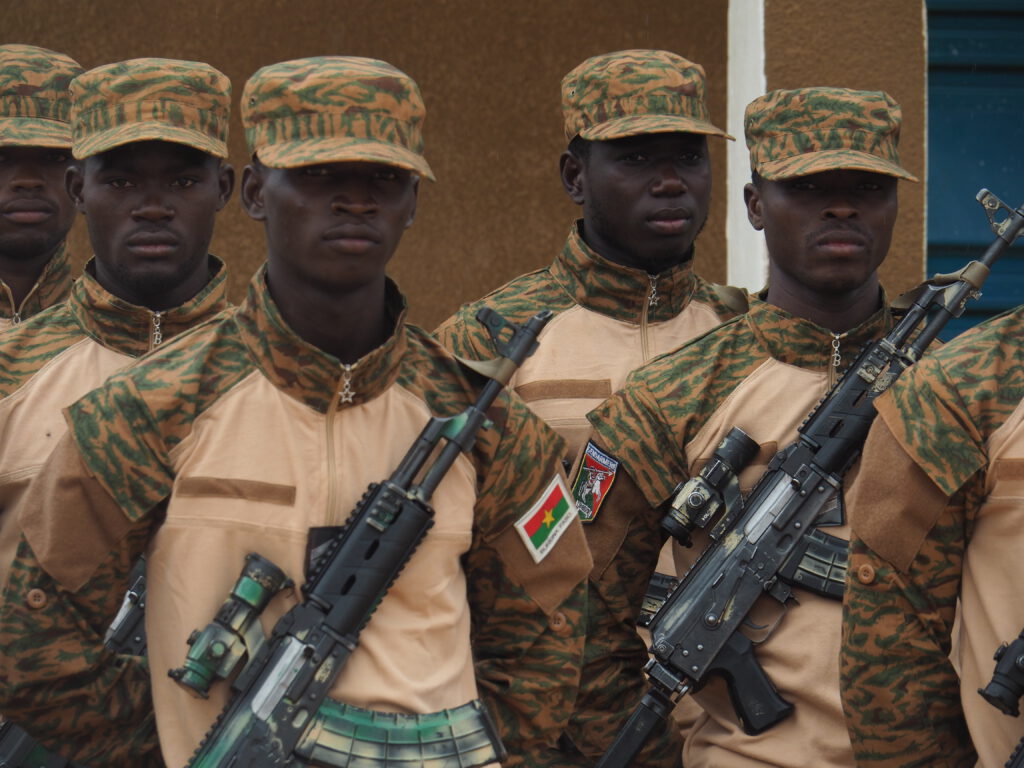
[
  {"x1": 765, "y1": 0, "x2": 927, "y2": 296},
  {"x1": 8, "y1": 0, "x2": 924, "y2": 328}
]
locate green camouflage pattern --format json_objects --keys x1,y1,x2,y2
[
  {"x1": 0, "y1": 269, "x2": 586, "y2": 767},
  {"x1": 744, "y1": 87, "x2": 918, "y2": 181},
  {"x1": 0, "y1": 44, "x2": 81, "y2": 148},
  {"x1": 242, "y1": 56, "x2": 434, "y2": 180},
  {"x1": 561, "y1": 49, "x2": 731, "y2": 142},
  {"x1": 589, "y1": 296, "x2": 892, "y2": 505},
  {"x1": 0, "y1": 256, "x2": 228, "y2": 398},
  {"x1": 436, "y1": 223, "x2": 742, "y2": 354},
  {"x1": 436, "y1": 223, "x2": 744, "y2": 765},
  {"x1": 70, "y1": 58, "x2": 230, "y2": 160},
  {"x1": 841, "y1": 306, "x2": 1024, "y2": 767},
  {"x1": 0, "y1": 241, "x2": 72, "y2": 325}
]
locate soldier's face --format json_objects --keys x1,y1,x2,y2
[
  {"x1": 243, "y1": 160, "x2": 418, "y2": 296},
  {"x1": 562, "y1": 132, "x2": 711, "y2": 273},
  {"x1": 0, "y1": 145, "x2": 76, "y2": 262},
  {"x1": 746, "y1": 169, "x2": 897, "y2": 296},
  {"x1": 68, "y1": 140, "x2": 233, "y2": 310}
]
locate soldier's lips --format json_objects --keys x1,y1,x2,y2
[
  {"x1": 125, "y1": 231, "x2": 180, "y2": 257},
  {"x1": 815, "y1": 232, "x2": 868, "y2": 256},
  {"x1": 647, "y1": 210, "x2": 691, "y2": 236},
  {"x1": 323, "y1": 225, "x2": 380, "y2": 253},
  {"x1": 1, "y1": 198, "x2": 55, "y2": 225}
]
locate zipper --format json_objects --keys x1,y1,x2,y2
[
  {"x1": 149, "y1": 311, "x2": 164, "y2": 350},
  {"x1": 641, "y1": 274, "x2": 659, "y2": 362},
  {"x1": 11, "y1": 311, "x2": 20, "y2": 325},
  {"x1": 325, "y1": 362, "x2": 357, "y2": 526}
]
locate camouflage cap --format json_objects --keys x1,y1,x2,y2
[
  {"x1": 561, "y1": 49, "x2": 732, "y2": 143},
  {"x1": 0, "y1": 44, "x2": 82, "y2": 148},
  {"x1": 744, "y1": 87, "x2": 918, "y2": 181},
  {"x1": 70, "y1": 58, "x2": 230, "y2": 160},
  {"x1": 241, "y1": 56, "x2": 434, "y2": 181}
]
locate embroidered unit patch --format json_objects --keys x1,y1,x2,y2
[
  {"x1": 515, "y1": 474, "x2": 576, "y2": 563},
  {"x1": 572, "y1": 440, "x2": 619, "y2": 523}
]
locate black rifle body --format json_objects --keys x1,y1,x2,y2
[
  {"x1": 181, "y1": 308, "x2": 551, "y2": 768},
  {"x1": 596, "y1": 190, "x2": 1024, "y2": 767}
]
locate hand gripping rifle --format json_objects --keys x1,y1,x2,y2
[
  {"x1": 597, "y1": 189, "x2": 1024, "y2": 767},
  {"x1": 169, "y1": 307, "x2": 551, "y2": 768}
]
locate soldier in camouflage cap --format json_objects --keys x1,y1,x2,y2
[
  {"x1": 576, "y1": 85, "x2": 919, "y2": 768},
  {"x1": 0, "y1": 58, "x2": 233, "y2": 765},
  {"x1": 0, "y1": 55, "x2": 591, "y2": 768},
  {"x1": 0, "y1": 44, "x2": 82, "y2": 329},
  {"x1": 744, "y1": 87, "x2": 917, "y2": 182},
  {"x1": 438, "y1": 49, "x2": 743, "y2": 767}
]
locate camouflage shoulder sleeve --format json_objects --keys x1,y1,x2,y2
[
  {"x1": 466, "y1": 391, "x2": 591, "y2": 765},
  {"x1": 0, "y1": 304, "x2": 80, "y2": 397},
  {"x1": 588, "y1": 377, "x2": 685, "y2": 506},
  {"x1": 841, "y1": 415, "x2": 977, "y2": 767},
  {"x1": 433, "y1": 267, "x2": 571, "y2": 362},
  {"x1": 1, "y1": 479, "x2": 161, "y2": 767}
]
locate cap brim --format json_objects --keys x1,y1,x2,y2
[
  {"x1": 256, "y1": 136, "x2": 435, "y2": 181},
  {"x1": 580, "y1": 114, "x2": 734, "y2": 142},
  {"x1": 72, "y1": 122, "x2": 227, "y2": 160},
  {"x1": 759, "y1": 149, "x2": 918, "y2": 182},
  {"x1": 0, "y1": 117, "x2": 73, "y2": 148}
]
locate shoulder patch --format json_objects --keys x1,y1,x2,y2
[
  {"x1": 571, "y1": 440, "x2": 619, "y2": 523},
  {"x1": 514, "y1": 474, "x2": 576, "y2": 563}
]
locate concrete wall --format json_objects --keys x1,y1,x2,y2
[{"x1": 7, "y1": 0, "x2": 924, "y2": 328}]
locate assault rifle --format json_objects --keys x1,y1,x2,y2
[
  {"x1": 169, "y1": 307, "x2": 551, "y2": 768},
  {"x1": 103, "y1": 554, "x2": 147, "y2": 656},
  {"x1": 979, "y1": 608, "x2": 1024, "y2": 765},
  {"x1": 597, "y1": 189, "x2": 1024, "y2": 767}
]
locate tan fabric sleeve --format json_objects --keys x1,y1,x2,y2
[
  {"x1": 18, "y1": 435, "x2": 136, "y2": 592},
  {"x1": 848, "y1": 417, "x2": 950, "y2": 573}
]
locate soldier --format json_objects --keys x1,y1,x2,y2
[
  {"x1": 583, "y1": 87, "x2": 917, "y2": 767},
  {"x1": 0, "y1": 56, "x2": 590, "y2": 768},
  {"x1": 840, "y1": 289, "x2": 1024, "y2": 760},
  {"x1": 0, "y1": 57, "x2": 234, "y2": 592},
  {"x1": 0, "y1": 44, "x2": 82, "y2": 330},
  {"x1": 436, "y1": 49, "x2": 741, "y2": 765}
]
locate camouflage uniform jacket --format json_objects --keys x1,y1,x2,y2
[
  {"x1": 436, "y1": 222, "x2": 746, "y2": 461},
  {"x1": 0, "y1": 241, "x2": 73, "y2": 331},
  {"x1": 0, "y1": 267, "x2": 591, "y2": 768},
  {"x1": 842, "y1": 306, "x2": 1024, "y2": 768},
  {"x1": 586, "y1": 296, "x2": 892, "y2": 768},
  {"x1": 0, "y1": 255, "x2": 228, "y2": 589}
]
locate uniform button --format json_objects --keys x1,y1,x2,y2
[
  {"x1": 549, "y1": 611, "x2": 571, "y2": 637},
  {"x1": 26, "y1": 588, "x2": 48, "y2": 609},
  {"x1": 856, "y1": 564, "x2": 876, "y2": 585}
]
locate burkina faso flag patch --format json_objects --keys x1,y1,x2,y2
[{"x1": 515, "y1": 474, "x2": 576, "y2": 563}]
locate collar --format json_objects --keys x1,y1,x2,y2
[
  {"x1": 746, "y1": 292, "x2": 893, "y2": 370},
  {"x1": 67, "y1": 255, "x2": 229, "y2": 356},
  {"x1": 235, "y1": 266, "x2": 409, "y2": 414},
  {"x1": 548, "y1": 221, "x2": 698, "y2": 323},
  {"x1": 0, "y1": 241, "x2": 73, "y2": 322}
]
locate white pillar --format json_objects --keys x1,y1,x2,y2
[{"x1": 727, "y1": 0, "x2": 768, "y2": 292}]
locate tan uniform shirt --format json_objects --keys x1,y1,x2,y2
[
  {"x1": 0, "y1": 242, "x2": 73, "y2": 330},
  {"x1": 0, "y1": 257, "x2": 228, "y2": 587},
  {"x1": 589, "y1": 297, "x2": 891, "y2": 768}
]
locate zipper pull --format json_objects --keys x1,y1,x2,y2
[
  {"x1": 338, "y1": 363, "x2": 356, "y2": 404},
  {"x1": 151, "y1": 311, "x2": 164, "y2": 347},
  {"x1": 647, "y1": 274, "x2": 660, "y2": 308},
  {"x1": 830, "y1": 333, "x2": 843, "y2": 369},
  {"x1": 11, "y1": 311, "x2": 20, "y2": 326}
]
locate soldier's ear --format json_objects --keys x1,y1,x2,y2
[
  {"x1": 215, "y1": 162, "x2": 236, "y2": 212},
  {"x1": 560, "y1": 150, "x2": 586, "y2": 205},
  {"x1": 241, "y1": 162, "x2": 266, "y2": 222},
  {"x1": 66, "y1": 164, "x2": 86, "y2": 212},
  {"x1": 404, "y1": 175, "x2": 419, "y2": 229},
  {"x1": 744, "y1": 182, "x2": 764, "y2": 231}
]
